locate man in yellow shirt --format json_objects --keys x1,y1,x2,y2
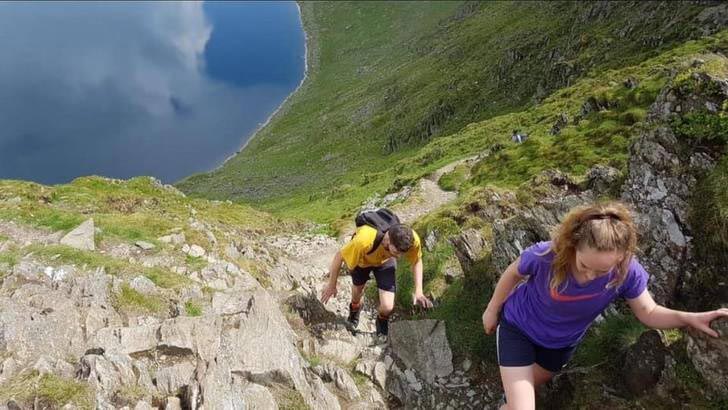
[{"x1": 320, "y1": 223, "x2": 433, "y2": 336}]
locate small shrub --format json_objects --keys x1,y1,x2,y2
[
  {"x1": 184, "y1": 300, "x2": 203, "y2": 317},
  {"x1": 438, "y1": 164, "x2": 469, "y2": 192},
  {"x1": 0, "y1": 371, "x2": 94, "y2": 409},
  {"x1": 116, "y1": 284, "x2": 165, "y2": 313},
  {"x1": 671, "y1": 111, "x2": 728, "y2": 146}
]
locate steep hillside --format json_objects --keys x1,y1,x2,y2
[{"x1": 178, "y1": 1, "x2": 727, "y2": 222}]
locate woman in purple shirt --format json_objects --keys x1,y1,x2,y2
[{"x1": 483, "y1": 201, "x2": 728, "y2": 410}]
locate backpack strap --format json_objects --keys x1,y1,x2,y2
[{"x1": 367, "y1": 230, "x2": 386, "y2": 255}]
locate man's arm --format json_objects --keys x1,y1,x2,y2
[
  {"x1": 320, "y1": 251, "x2": 343, "y2": 304},
  {"x1": 412, "y1": 257, "x2": 433, "y2": 308},
  {"x1": 627, "y1": 290, "x2": 728, "y2": 337}
]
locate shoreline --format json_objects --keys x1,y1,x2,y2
[{"x1": 215, "y1": 2, "x2": 310, "y2": 170}]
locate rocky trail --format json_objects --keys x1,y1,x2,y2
[{"x1": 0, "y1": 172, "x2": 496, "y2": 409}]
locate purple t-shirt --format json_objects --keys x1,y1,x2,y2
[{"x1": 502, "y1": 241, "x2": 648, "y2": 348}]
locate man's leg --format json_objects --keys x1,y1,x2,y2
[
  {"x1": 377, "y1": 288, "x2": 395, "y2": 317},
  {"x1": 348, "y1": 267, "x2": 370, "y2": 327},
  {"x1": 372, "y1": 260, "x2": 396, "y2": 336},
  {"x1": 351, "y1": 283, "x2": 366, "y2": 306},
  {"x1": 499, "y1": 365, "x2": 536, "y2": 410}
]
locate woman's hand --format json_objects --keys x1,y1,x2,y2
[
  {"x1": 483, "y1": 307, "x2": 500, "y2": 335},
  {"x1": 684, "y1": 308, "x2": 728, "y2": 337},
  {"x1": 320, "y1": 283, "x2": 338, "y2": 304}
]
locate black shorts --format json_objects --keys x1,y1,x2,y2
[
  {"x1": 496, "y1": 318, "x2": 577, "y2": 373},
  {"x1": 350, "y1": 259, "x2": 396, "y2": 292}
]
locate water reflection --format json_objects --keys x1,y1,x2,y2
[{"x1": 0, "y1": 1, "x2": 304, "y2": 184}]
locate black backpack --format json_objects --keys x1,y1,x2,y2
[{"x1": 354, "y1": 208, "x2": 401, "y2": 254}]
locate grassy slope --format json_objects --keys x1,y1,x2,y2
[{"x1": 178, "y1": 1, "x2": 713, "y2": 223}]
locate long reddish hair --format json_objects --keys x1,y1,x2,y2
[{"x1": 548, "y1": 201, "x2": 638, "y2": 291}]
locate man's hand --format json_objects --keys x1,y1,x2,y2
[
  {"x1": 413, "y1": 292, "x2": 433, "y2": 309},
  {"x1": 482, "y1": 307, "x2": 499, "y2": 335},
  {"x1": 320, "y1": 283, "x2": 338, "y2": 304}
]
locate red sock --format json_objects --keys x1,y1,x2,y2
[
  {"x1": 350, "y1": 301, "x2": 362, "y2": 311},
  {"x1": 378, "y1": 313, "x2": 390, "y2": 321}
]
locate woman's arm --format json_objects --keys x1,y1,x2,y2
[
  {"x1": 483, "y1": 257, "x2": 524, "y2": 334},
  {"x1": 627, "y1": 290, "x2": 728, "y2": 337}
]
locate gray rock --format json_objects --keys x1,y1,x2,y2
[
  {"x1": 129, "y1": 275, "x2": 158, "y2": 295},
  {"x1": 135, "y1": 241, "x2": 156, "y2": 250},
  {"x1": 585, "y1": 165, "x2": 620, "y2": 195},
  {"x1": 164, "y1": 397, "x2": 181, "y2": 410},
  {"x1": 240, "y1": 383, "x2": 278, "y2": 410},
  {"x1": 211, "y1": 291, "x2": 253, "y2": 315},
  {"x1": 450, "y1": 229, "x2": 488, "y2": 275},
  {"x1": 491, "y1": 215, "x2": 551, "y2": 275},
  {"x1": 156, "y1": 361, "x2": 196, "y2": 396},
  {"x1": 442, "y1": 256, "x2": 463, "y2": 284},
  {"x1": 462, "y1": 358, "x2": 472, "y2": 372},
  {"x1": 133, "y1": 402, "x2": 154, "y2": 410},
  {"x1": 549, "y1": 112, "x2": 569, "y2": 135},
  {"x1": 158, "y1": 232, "x2": 185, "y2": 246},
  {"x1": 60, "y1": 218, "x2": 95, "y2": 251},
  {"x1": 0, "y1": 288, "x2": 86, "y2": 364},
  {"x1": 424, "y1": 230, "x2": 438, "y2": 252},
  {"x1": 620, "y1": 330, "x2": 668, "y2": 396},
  {"x1": 686, "y1": 318, "x2": 728, "y2": 394},
  {"x1": 77, "y1": 353, "x2": 153, "y2": 395},
  {"x1": 316, "y1": 338, "x2": 362, "y2": 364},
  {"x1": 390, "y1": 319, "x2": 453, "y2": 383},
  {"x1": 324, "y1": 364, "x2": 360, "y2": 400},
  {"x1": 183, "y1": 244, "x2": 206, "y2": 258},
  {"x1": 92, "y1": 325, "x2": 158, "y2": 355}
]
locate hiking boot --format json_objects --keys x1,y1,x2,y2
[
  {"x1": 347, "y1": 303, "x2": 361, "y2": 327},
  {"x1": 375, "y1": 316, "x2": 389, "y2": 336}
]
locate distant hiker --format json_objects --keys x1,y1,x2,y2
[
  {"x1": 511, "y1": 129, "x2": 528, "y2": 143},
  {"x1": 483, "y1": 201, "x2": 728, "y2": 410},
  {"x1": 320, "y1": 208, "x2": 433, "y2": 336}
]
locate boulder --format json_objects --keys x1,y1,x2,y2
[
  {"x1": 620, "y1": 330, "x2": 668, "y2": 396},
  {"x1": 389, "y1": 319, "x2": 453, "y2": 383},
  {"x1": 490, "y1": 215, "x2": 550, "y2": 274},
  {"x1": 686, "y1": 318, "x2": 728, "y2": 394},
  {"x1": 60, "y1": 218, "x2": 95, "y2": 251},
  {"x1": 450, "y1": 229, "x2": 488, "y2": 275},
  {"x1": 129, "y1": 276, "x2": 158, "y2": 295},
  {"x1": 585, "y1": 165, "x2": 620, "y2": 195},
  {"x1": 92, "y1": 325, "x2": 158, "y2": 355},
  {"x1": 158, "y1": 232, "x2": 185, "y2": 246},
  {"x1": 135, "y1": 241, "x2": 155, "y2": 251},
  {"x1": 321, "y1": 364, "x2": 360, "y2": 400}
]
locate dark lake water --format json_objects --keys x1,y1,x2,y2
[{"x1": 0, "y1": 1, "x2": 305, "y2": 184}]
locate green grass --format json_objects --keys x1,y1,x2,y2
[
  {"x1": 0, "y1": 176, "x2": 285, "y2": 243},
  {"x1": 571, "y1": 311, "x2": 646, "y2": 367},
  {"x1": 0, "y1": 371, "x2": 94, "y2": 409},
  {"x1": 438, "y1": 164, "x2": 469, "y2": 192},
  {"x1": 185, "y1": 254, "x2": 208, "y2": 272},
  {"x1": 184, "y1": 300, "x2": 203, "y2": 317},
  {"x1": 0, "y1": 246, "x2": 19, "y2": 270},
  {"x1": 115, "y1": 284, "x2": 166, "y2": 313},
  {"x1": 25, "y1": 244, "x2": 189, "y2": 288},
  {"x1": 178, "y1": 1, "x2": 718, "y2": 224}
]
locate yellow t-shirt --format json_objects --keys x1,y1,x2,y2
[{"x1": 340, "y1": 225, "x2": 422, "y2": 269}]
